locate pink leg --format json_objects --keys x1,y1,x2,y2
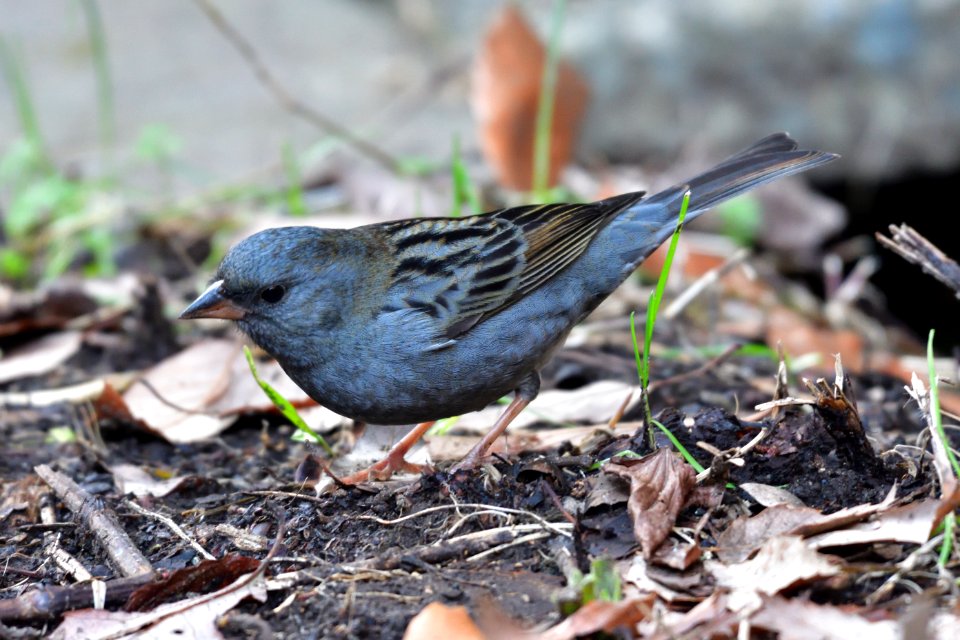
[
  {"x1": 337, "y1": 421, "x2": 436, "y2": 484},
  {"x1": 449, "y1": 396, "x2": 530, "y2": 473}
]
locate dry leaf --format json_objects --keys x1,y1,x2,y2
[
  {"x1": 707, "y1": 535, "x2": 840, "y2": 611},
  {"x1": 109, "y1": 463, "x2": 188, "y2": 498},
  {"x1": 472, "y1": 5, "x2": 589, "y2": 190},
  {"x1": 749, "y1": 594, "x2": 898, "y2": 640},
  {"x1": 716, "y1": 504, "x2": 822, "y2": 563},
  {"x1": 0, "y1": 331, "x2": 82, "y2": 384},
  {"x1": 403, "y1": 603, "x2": 485, "y2": 640},
  {"x1": 122, "y1": 339, "x2": 238, "y2": 442},
  {"x1": 604, "y1": 448, "x2": 696, "y2": 558},
  {"x1": 452, "y1": 380, "x2": 640, "y2": 433},
  {"x1": 539, "y1": 597, "x2": 654, "y2": 640},
  {"x1": 805, "y1": 497, "x2": 954, "y2": 549},
  {"x1": 50, "y1": 573, "x2": 266, "y2": 640},
  {"x1": 122, "y1": 339, "x2": 349, "y2": 443},
  {"x1": 740, "y1": 482, "x2": 807, "y2": 507},
  {"x1": 717, "y1": 487, "x2": 898, "y2": 562},
  {"x1": 766, "y1": 307, "x2": 864, "y2": 372}
]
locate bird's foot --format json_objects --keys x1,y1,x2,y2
[
  {"x1": 335, "y1": 420, "x2": 437, "y2": 484},
  {"x1": 447, "y1": 451, "x2": 484, "y2": 475},
  {"x1": 338, "y1": 452, "x2": 427, "y2": 484}
]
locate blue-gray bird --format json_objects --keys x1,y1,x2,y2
[{"x1": 181, "y1": 133, "x2": 837, "y2": 482}]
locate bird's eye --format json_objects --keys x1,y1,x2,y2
[{"x1": 260, "y1": 285, "x2": 285, "y2": 303}]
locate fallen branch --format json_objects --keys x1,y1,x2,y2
[
  {"x1": 34, "y1": 465, "x2": 154, "y2": 578},
  {"x1": 0, "y1": 574, "x2": 157, "y2": 624}
]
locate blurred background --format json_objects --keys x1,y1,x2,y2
[{"x1": 2, "y1": 0, "x2": 959, "y2": 345}]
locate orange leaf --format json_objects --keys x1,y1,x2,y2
[
  {"x1": 472, "y1": 6, "x2": 589, "y2": 190},
  {"x1": 403, "y1": 603, "x2": 485, "y2": 640}
]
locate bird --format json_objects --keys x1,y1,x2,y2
[{"x1": 180, "y1": 133, "x2": 837, "y2": 483}]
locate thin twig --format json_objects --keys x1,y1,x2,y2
[
  {"x1": 664, "y1": 248, "x2": 751, "y2": 319},
  {"x1": 193, "y1": 0, "x2": 400, "y2": 173},
  {"x1": 356, "y1": 502, "x2": 571, "y2": 537},
  {"x1": 466, "y1": 531, "x2": 553, "y2": 562},
  {"x1": 648, "y1": 342, "x2": 742, "y2": 394},
  {"x1": 125, "y1": 500, "x2": 215, "y2": 560}
]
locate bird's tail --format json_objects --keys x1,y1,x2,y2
[{"x1": 642, "y1": 132, "x2": 838, "y2": 219}]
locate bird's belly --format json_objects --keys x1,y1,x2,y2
[{"x1": 285, "y1": 312, "x2": 571, "y2": 425}]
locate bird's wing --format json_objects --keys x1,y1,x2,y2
[{"x1": 378, "y1": 192, "x2": 645, "y2": 344}]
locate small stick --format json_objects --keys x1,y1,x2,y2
[
  {"x1": 356, "y1": 531, "x2": 515, "y2": 570},
  {"x1": 193, "y1": 0, "x2": 401, "y2": 173},
  {"x1": 664, "y1": 248, "x2": 750, "y2": 319},
  {"x1": 648, "y1": 342, "x2": 742, "y2": 393},
  {"x1": 0, "y1": 573, "x2": 158, "y2": 623},
  {"x1": 41, "y1": 493, "x2": 93, "y2": 582},
  {"x1": 35, "y1": 465, "x2": 154, "y2": 578},
  {"x1": 877, "y1": 224, "x2": 960, "y2": 298},
  {"x1": 125, "y1": 500, "x2": 215, "y2": 561}
]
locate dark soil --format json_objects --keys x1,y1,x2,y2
[{"x1": 0, "y1": 317, "x2": 941, "y2": 638}]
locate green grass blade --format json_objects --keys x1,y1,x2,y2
[
  {"x1": 531, "y1": 0, "x2": 567, "y2": 201},
  {"x1": 0, "y1": 37, "x2": 49, "y2": 166},
  {"x1": 79, "y1": 0, "x2": 115, "y2": 156},
  {"x1": 450, "y1": 133, "x2": 481, "y2": 216},
  {"x1": 282, "y1": 143, "x2": 307, "y2": 216},
  {"x1": 651, "y1": 419, "x2": 705, "y2": 474},
  {"x1": 243, "y1": 346, "x2": 333, "y2": 455},
  {"x1": 928, "y1": 330, "x2": 960, "y2": 478},
  {"x1": 939, "y1": 511, "x2": 955, "y2": 568}
]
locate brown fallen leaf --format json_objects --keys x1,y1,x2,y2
[
  {"x1": 749, "y1": 594, "x2": 899, "y2": 640},
  {"x1": 471, "y1": 5, "x2": 589, "y2": 190},
  {"x1": 122, "y1": 339, "x2": 239, "y2": 442},
  {"x1": 0, "y1": 331, "x2": 83, "y2": 384},
  {"x1": 121, "y1": 339, "x2": 349, "y2": 443},
  {"x1": 51, "y1": 572, "x2": 267, "y2": 640},
  {"x1": 766, "y1": 307, "x2": 865, "y2": 372},
  {"x1": 125, "y1": 554, "x2": 259, "y2": 612},
  {"x1": 403, "y1": 602, "x2": 486, "y2": 640},
  {"x1": 716, "y1": 504, "x2": 822, "y2": 563},
  {"x1": 604, "y1": 448, "x2": 696, "y2": 558},
  {"x1": 538, "y1": 597, "x2": 654, "y2": 640},
  {"x1": 707, "y1": 535, "x2": 841, "y2": 611}
]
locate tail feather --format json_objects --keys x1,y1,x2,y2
[{"x1": 643, "y1": 133, "x2": 838, "y2": 217}]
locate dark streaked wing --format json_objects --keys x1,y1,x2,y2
[{"x1": 377, "y1": 191, "x2": 646, "y2": 344}]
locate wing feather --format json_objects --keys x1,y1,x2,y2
[{"x1": 376, "y1": 191, "x2": 646, "y2": 344}]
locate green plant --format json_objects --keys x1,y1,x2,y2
[
  {"x1": 243, "y1": 346, "x2": 334, "y2": 455},
  {"x1": 135, "y1": 123, "x2": 183, "y2": 175},
  {"x1": 0, "y1": 34, "x2": 121, "y2": 282},
  {"x1": 716, "y1": 195, "x2": 762, "y2": 246},
  {"x1": 531, "y1": 0, "x2": 568, "y2": 203},
  {"x1": 632, "y1": 191, "x2": 691, "y2": 434},
  {"x1": 562, "y1": 557, "x2": 621, "y2": 615},
  {"x1": 281, "y1": 142, "x2": 308, "y2": 217},
  {"x1": 450, "y1": 133, "x2": 481, "y2": 217},
  {"x1": 79, "y1": 0, "x2": 115, "y2": 159},
  {"x1": 927, "y1": 330, "x2": 959, "y2": 568}
]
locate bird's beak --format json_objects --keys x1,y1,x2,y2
[{"x1": 179, "y1": 280, "x2": 248, "y2": 320}]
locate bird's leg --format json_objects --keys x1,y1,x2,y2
[
  {"x1": 450, "y1": 372, "x2": 540, "y2": 473},
  {"x1": 338, "y1": 421, "x2": 436, "y2": 484}
]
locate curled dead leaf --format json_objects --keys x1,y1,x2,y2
[{"x1": 604, "y1": 448, "x2": 696, "y2": 558}]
